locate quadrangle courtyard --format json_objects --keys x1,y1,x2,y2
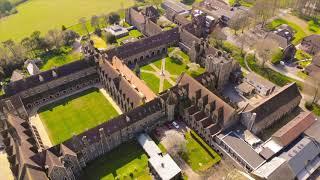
[
  {"x1": 38, "y1": 88, "x2": 120, "y2": 145},
  {"x1": 140, "y1": 47, "x2": 205, "y2": 94}
]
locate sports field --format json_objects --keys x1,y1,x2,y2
[
  {"x1": 0, "y1": 0, "x2": 134, "y2": 41},
  {"x1": 38, "y1": 88, "x2": 119, "y2": 145},
  {"x1": 81, "y1": 141, "x2": 151, "y2": 180}
]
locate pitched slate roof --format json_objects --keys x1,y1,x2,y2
[
  {"x1": 5, "y1": 60, "x2": 94, "y2": 96},
  {"x1": 105, "y1": 28, "x2": 180, "y2": 60},
  {"x1": 178, "y1": 73, "x2": 236, "y2": 125},
  {"x1": 244, "y1": 83, "x2": 301, "y2": 124}
]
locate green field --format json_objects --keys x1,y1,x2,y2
[
  {"x1": 180, "y1": 131, "x2": 221, "y2": 172},
  {"x1": 39, "y1": 88, "x2": 119, "y2": 145},
  {"x1": 81, "y1": 141, "x2": 151, "y2": 180},
  {"x1": 0, "y1": 0, "x2": 135, "y2": 41}
]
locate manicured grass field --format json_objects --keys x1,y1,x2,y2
[
  {"x1": 0, "y1": 0, "x2": 134, "y2": 41},
  {"x1": 80, "y1": 141, "x2": 151, "y2": 180},
  {"x1": 180, "y1": 131, "x2": 221, "y2": 172},
  {"x1": 38, "y1": 88, "x2": 119, "y2": 145},
  {"x1": 140, "y1": 71, "x2": 160, "y2": 93},
  {"x1": 140, "y1": 48, "x2": 204, "y2": 93}
]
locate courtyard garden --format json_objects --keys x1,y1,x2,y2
[
  {"x1": 180, "y1": 131, "x2": 221, "y2": 172},
  {"x1": 0, "y1": 0, "x2": 134, "y2": 41},
  {"x1": 38, "y1": 88, "x2": 119, "y2": 145},
  {"x1": 80, "y1": 141, "x2": 151, "y2": 180},
  {"x1": 140, "y1": 47, "x2": 205, "y2": 94},
  {"x1": 40, "y1": 46, "x2": 83, "y2": 71}
]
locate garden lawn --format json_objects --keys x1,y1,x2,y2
[
  {"x1": 38, "y1": 88, "x2": 119, "y2": 145},
  {"x1": 0, "y1": 0, "x2": 134, "y2": 41},
  {"x1": 140, "y1": 71, "x2": 160, "y2": 93},
  {"x1": 80, "y1": 141, "x2": 151, "y2": 180},
  {"x1": 180, "y1": 131, "x2": 221, "y2": 172},
  {"x1": 266, "y1": 18, "x2": 307, "y2": 44},
  {"x1": 117, "y1": 30, "x2": 143, "y2": 45},
  {"x1": 91, "y1": 35, "x2": 107, "y2": 49},
  {"x1": 40, "y1": 51, "x2": 82, "y2": 71}
]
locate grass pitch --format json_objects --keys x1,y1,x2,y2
[
  {"x1": 80, "y1": 141, "x2": 151, "y2": 180},
  {"x1": 38, "y1": 88, "x2": 119, "y2": 145},
  {"x1": 0, "y1": 0, "x2": 134, "y2": 41}
]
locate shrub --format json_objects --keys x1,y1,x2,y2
[{"x1": 271, "y1": 49, "x2": 284, "y2": 65}]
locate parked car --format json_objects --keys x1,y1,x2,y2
[{"x1": 172, "y1": 121, "x2": 179, "y2": 129}]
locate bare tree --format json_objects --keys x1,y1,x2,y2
[
  {"x1": 255, "y1": 38, "x2": 278, "y2": 67},
  {"x1": 91, "y1": 15, "x2": 100, "y2": 29},
  {"x1": 251, "y1": 0, "x2": 273, "y2": 27},
  {"x1": 210, "y1": 27, "x2": 227, "y2": 48},
  {"x1": 303, "y1": 76, "x2": 320, "y2": 104},
  {"x1": 79, "y1": 17, "x2": 90, "y2": 37},
  {"x1": 163, "y1": 130, "x2": 187, "y2": 155},
  {"x1": 46, "y1": 29, "x2": 64, "y2": 49}
]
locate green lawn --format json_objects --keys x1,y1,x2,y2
[
  {"x1": 91, "y1": 35, "x2": 107, "y2": 49},
  {"x1": 0, "y1": 0, "x2": 134, "y2": 41},
  {"x1": 40, "y1": 51, "x2": 82, "y2": 71},
  {"x1": 140, "y1": 48, "x2": 204, "y2": 93},
  {"x1": 81, "y1": 141, "x2": 151, "y2": 180},
  {"x1": 266, "y1": 18, "x2": 307, "y2": 44},
  {"x1": 38, "y1": 88, "x2": 119, "y2": 145},
  {"x1": 180, "y1": 131, "x2": 221, "y2": 172},
  {"x1": 117, "y1": 30, "x2": 143, "y2": 45},
  {"x1": 308, "y1": 20, "x2": 320, "y2": 34},
  {"x1": 140, "y1": 71, "x2": 160, "y2": 93},
  {"x1": 229, "y1": 0, "x2": 254, "y2": 7}
]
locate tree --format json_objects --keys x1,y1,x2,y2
[
  {"x1": 61, "y1": 25, "x2": 67, "y2": 31},
  {"x1": 21, "y1": 37, "x2": 35, "y2": 58},
  {"x1": 210, "y1": 27, "x2": 227, "y2": 48},
  {"x1": 103, "y1": 31, "x2": 116, "y2": 44},
  {"x1": 255, "y1": 38, "x2": 278, "y2": 67},
  {"x1": 91, "y1": 15, "x2": 100, "y2": 29},
  {"x1": 79, "y1": 17, "x2": 90, "y2": 37},
  {"x1": 63, "y1": 30, "x2": 80, "y2": 46},
  {"x1": 163, "y1": 130, "x2": 187, "y2": 155},
  {"x1": 2, "y1": 40, "x2": 16, "y2": 57},
  {"x1": 108, "y1": 12, "x2": 120, "y2": 24},
  {"x1": 251, "y1": 0, "x2": 273, "y2": 27},
  {"x1": 45, "y1": 29, "x2": 64, "y2": 49},
  {"x1": 303, "y1": 76, "x2": 320, "y2": 104},
  {"x1": 229, "y1": 13, "x2": 243, "y2": 35}
]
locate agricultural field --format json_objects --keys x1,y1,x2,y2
[
  {"x1": 38, "y1": 88, "x2": 119, "y2": 145},
  {"x1": 0, "y1": 0, "x2": 134, "y2": 41},
  {"x1": 80, "y1": 141, "x2": 151, "y2": 180}
]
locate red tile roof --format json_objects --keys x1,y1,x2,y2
[{"x1": 272, "y1": 112, "x2": 316, "y2": 146}]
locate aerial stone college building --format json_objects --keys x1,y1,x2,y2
[{"x1": 0, "y1": 5, "x2": 306, "y2": 180}]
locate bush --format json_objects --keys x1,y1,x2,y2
[
  {"x1": 94, "y1": 28, "x2": 102, "y2": 37},
  {"x1": 271, "y1": 49, "x2": 284, "y2": 65},
  {"x1": 305, "y1": 101, "x2": 313, "y2": 111},
  {"x1": 104, "y1": 32, "x2": 116, "y2": 44}
]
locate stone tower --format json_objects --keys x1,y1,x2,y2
[
  {"x1": 205, "y1": 51, "x2": 233, "y2": 91},
  {"x1": 166, "y1": 90, "x2": 177, "y2": 121}
]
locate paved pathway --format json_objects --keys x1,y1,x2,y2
[
  {"x1": 141, "y1": 58, "x2": 177, "y2": 93},
  {"x1": 29, "y1": 114, "x2": 53, "y2": 148},
  {"x1": 99, "y1": 87, "x2": 123, "y2": 114},
  {"x1": 0, "y1": 152, "x2": 14, "y2": 180}
]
